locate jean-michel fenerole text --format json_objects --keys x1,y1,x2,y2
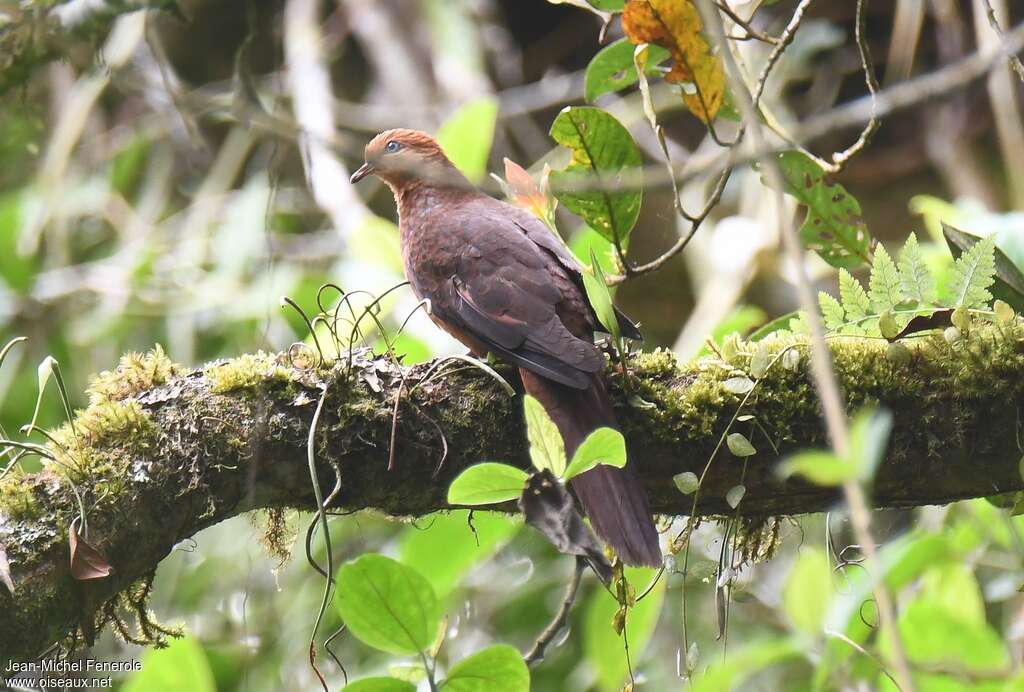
[{"x1": 4, "y1": 659, "x2": 141, "y2": 674}]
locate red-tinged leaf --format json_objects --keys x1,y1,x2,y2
[
  {"x1": 0, "y1": 544, "x2": 14, "y2": 594},
  {"x1": 69, "y1": 519, "x2": 114, "y2": 581},
  {"x1": 503, "y1": 158, "x2": 552, "y2": 222}
]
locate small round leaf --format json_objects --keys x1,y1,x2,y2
[{"x1": 726, "y1": 432, "x2": 756, "y2": 458}]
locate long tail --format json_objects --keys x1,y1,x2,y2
[{"x1": 519, "y1": 369, "x2": 661, "y2": 567}]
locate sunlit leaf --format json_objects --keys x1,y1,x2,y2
[
  {"x1": 674, "y1": 471, "x2": 699, "y2": 494},
  {"x1": 779, "y1": 450, "x2": 854, "y2": 486},
  {"x1": 819, "y1": 292, "x2": 845, "y2": 331},
  {"x1": 723, "y1": 376, "x2": 754, "y2": 394},
  {"x1": 839, "y1": 269, "x2": 871, "y2": 323},
  {"x1": 442, "y1": 644, "x2": 529, "y2": 692},
  {"x1": 726, "y1": 433, "x2": 756, "y2": 458},
  {"x1": 436, "y1": 98, "x2": 498, "y2": 183},
  {"x1": 772, "y1": 151, "x2": 871, "y2": 269},
  {"x1": 898, "y1": 232, "x2": 936, "y2": 304},
  {"x1": 523, "y1": 395, "x2": 566, "y2": 476},
  {"x1": 584, "y1": 38, "x2": 669, "y2": 102},
  {"x1": 122, "y1": 637, "x2": 215, "y2": 692},
  {"x1": 621, "y1": 0, "x2": 725, "y2": 122},
  {"x1": 726, "y1": 484, "x2": 745, "y2": 509},
  {"x1": 868, "y1": 244, "x2": 902, "y2": 313},
  {"x1": 944, "y1": 229, "x2": 999, "y2": 309},
  {"x1": 446, "y1": 463, "x2": 529, "y2": 506},
  {"x1": 564, "y1": 427, "x2": 627, "y2": 480},
  {"x1": 549, "y1": 106, "x2": 642, "y2": 249},
  {"x1": 335, "y1": 554, "x2": 440, "y2": 655}
]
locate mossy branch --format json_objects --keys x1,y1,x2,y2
[{"x1": 2, "y1": 324, "x2": 1024, "y2": 663}]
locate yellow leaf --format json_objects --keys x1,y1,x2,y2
[{"x1": 622, "y1": 0, "x2": 725, "y2": 122}]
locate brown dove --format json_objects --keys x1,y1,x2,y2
[{"x1": 351, "y1": 129, "x2": 660, "y2": 567}]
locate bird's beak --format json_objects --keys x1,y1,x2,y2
[{"x1": 350, "y1": 162, "x2": 374, "y2": 184}]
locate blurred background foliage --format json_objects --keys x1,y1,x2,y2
[{"x1": 1, "y1": 0, "x2": 1024, "y2": 689}]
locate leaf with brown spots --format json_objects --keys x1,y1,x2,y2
[
  {"x1": 622, "y1": 0, "x2": 725, "y2": 122},
  {"x1": 768, "y1": 151, "x2": 872, "y2": 270},
  {"x1": 69, "y1": 519, "x2": 114, "y2": 581}
]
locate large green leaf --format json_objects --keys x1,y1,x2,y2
[
  {"x1": 584, "y1": 38, "x2": 669, "y2": 102},
  {"x1": 549, "y1": 107, "x2": 642, "y2": 249},
  {"x1": 772, "y1": 151, "x2": 871, "y2": 269},
  {"x1": 446, "y1": 463, "x2": 529, "y2": 506},
  {"x1": 399, "y1": 510, "x2": 519, "y2": 599},
  {"x1": 121, "y1": 637, "x2": 215, "y2": 692},
  {"x1": 441, "y1": 644, "x2": 530, "y2": 692},
  {"x1": 335, "y1": 554, "x2": 440, "y2": 655},
  {"x1": 436, "y1": 98, "x2": 498, "y2": 183}
]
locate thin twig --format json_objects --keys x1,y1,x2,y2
[
  {"x1": 981, "y1": 0, "x2": 1024, "y2": 81},
  {"x1": 524, "y1": 558, "x2": 586, "y2": 666},
  {"x1": 829, "y1": 0, "x2": 881, "y2": 172}
]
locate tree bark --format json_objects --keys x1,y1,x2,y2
[{"x1": 1, "y1": 325, "x2": 1022, "y2": 663}]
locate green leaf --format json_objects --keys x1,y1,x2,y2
[
  {"x1": 399, "y1": 510, "x2": 519, "y2": 599},
  {"x1": 878, "y1": 311, "x2": 899, "y2": 340},
  {"x1": 838, "y1": 269, "x2": 870, "y2": 322},
  {"x1": 748, "y1": 342, "x2": 769, "y2": 379},
  {"x1": 943, "y1": 223, "x2": 1024, "y2": 310},
  {"x1": 726, "y1": 432, "x2": 756, "y2": 458},
  {"x1": 868, "y1": 244, "x2": 902, "y2": 312},
  {"x1": 345, "y1": 678, "x2": 417, "y2": 692},
  {"x1": 897, "y1": 232, "x2": 936, "y2": 304},
  {"x1": 0, "y1": 192, "x2": 37, "y2": 293},
  {"x1": 886, "y1": 598, "x2": 1009, "y2": 675},
  {"x1": 549, "y1": 106, "x2": 643, "y2": 249},
  {"x1": 725, "y1": 484, "x2": 745, "y2": 509},
  {"x1": 819, "y1": 292, "x2": 845, "y2": 331},
  {"x1": 335, "y1": 554, "x2": 440, "y2": 655},
  {"x1": 584, "y1": 38, "x2": 669, "y2": 102},
  {"x1": 442, "y1": 644, "x2": 530, "y2": 692},
  {"x1": 779, "y1": 450, "x2": 855, "y2": 486},
  {"x1": 121, "y1": 637, "x2": 215, "y2": 692},
  {"x1": 583, "y1": 247, "x2": 622, "y2": 341},
  {"x1": 947, "y1": 233, "x2": 996, "y2": 308},
  {"x1": 523, "y1": 395, "x2": 567, "y2": 476},
  {"x1": 436, "y1": 98, "x2": 498, "y2": 183},
  {"x1": 772, "y1": 151, "x2": 871, "y2": 269},
  {"x1": 673, "y1": 471, "x2": 699, "y2": 494},
  {"x1": 564, "y1": 427, "x2": 627, "y2": 480},
  {"x1": 722, "y1": 376, "x2": 754, "y2": 394},
  {"x1": 587, "y1": 0, "x2": 624, "y2": 9},
  {"x1": 783, "y1": 548, "x2": 832, "y2": 635},
  {"x1": 583, "y1": 566, "x2": 665, "y2": 690},
  {"x1": 446, "y1": 463, "x2": 529, "y2": 506},
  {"x1": 995, "y1": 299, "x2": 1016, "y2": 324}
]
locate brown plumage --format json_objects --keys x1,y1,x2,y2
[{"x1": 351, "y1": 129, "x2": 661, "y2": 567}]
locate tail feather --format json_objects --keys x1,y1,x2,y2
[{"x1": 519, "y1": 368, "x2": 661, "y2": 567}]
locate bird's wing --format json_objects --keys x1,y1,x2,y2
[
  {"x1": 506, "y1": 207, "x2": 642, "y2": 341},
  {"x1": 428, "y1": 208, "x2": 605, "y2": 389}
]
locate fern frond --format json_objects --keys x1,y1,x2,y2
[
  {"x1": 868, "y1": 244, "x2": 902, "y2": 312},
  {"x1": 818, "y1": 292, "x2": 845, "y2": 331},
  {"x1": 839, "y1": 269, "x2": 871, "y2": 321},
  {"x1": 948, "y1": 234, "x2": 997, "y2": 308},
  {"x1": 898, "y1": 233, "x2": 936, "y2": 304}
]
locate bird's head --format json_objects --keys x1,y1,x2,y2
[{"x1": 350, "y1": 129, "x2": 459, "y2": 188}]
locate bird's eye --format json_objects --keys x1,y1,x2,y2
[{"x1": 385, "y1": 141, "x2": 401, "y2": 153}]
